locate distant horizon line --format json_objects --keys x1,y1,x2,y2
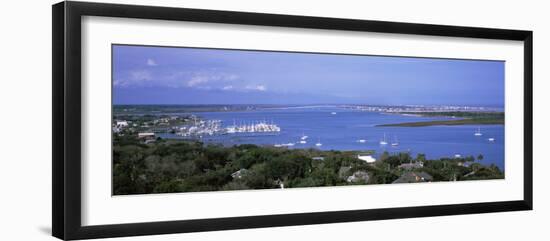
[{"x1": 113, "y1": 103, "x2": 505, "y2": 108}]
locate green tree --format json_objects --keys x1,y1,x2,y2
[
  {"x1": 477, "y1": 154, "x2": 484, "y2": 162},
  {"x1": 379, "y1": 151, "x2": 390, "y2": 161},
  {"x1": 416, "y1": 153, "x2": 426, "y2": 162}
]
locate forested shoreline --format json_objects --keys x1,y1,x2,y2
[{"x1": 113, "y1": 135, "x2": 504, "y2": 195}]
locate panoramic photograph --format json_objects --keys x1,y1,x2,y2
[{"x1": 111, "y1": 44, "x2": 505, "y2": 195}]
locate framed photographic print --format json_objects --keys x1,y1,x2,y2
[{"x1": 52, "y1": 1, "x2": 533, "y2": 240}]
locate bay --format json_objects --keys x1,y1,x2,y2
[{"x1": 158, "y1": 106, "x2": 504, "y2": 169}]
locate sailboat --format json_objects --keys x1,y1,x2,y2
[
  {"x1": 315, "y1": 138, "x2": 323, "y2": 147},
  {"x1": 298, "y1": 132, "x2": 308, "y2": 144},
  {"x1": 474, "y1": 127, "x2": 483, "y2": 136},
  {"x1": 379, "y1": 133, "x2": 388, "y2": 145},
  {"x1": 391, "y1": 135, "x2": 399, "y2": 146}
]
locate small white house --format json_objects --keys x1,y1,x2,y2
[
  {"x1": 231, "y1": 169, "x2": 248, "y2": 179},
  {"x1": 346, "y1": 171, "x2": 370, "y2": 183},
  {"x1": 357, "y1": 155, "x2": 376, "y2": 163},
  {"x1": 116, "y1": 121, "x2": 129, "y2": 128},
  {"x1": 138, "y1": 132, "x2": 155, "y2": 139}
]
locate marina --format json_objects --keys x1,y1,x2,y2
[
  {"x1": 175, "y1": 120, "x2": 281, "y2": 137},
  {"x1": 154, "y1": 106, "x2": 504, "y2": 169}
]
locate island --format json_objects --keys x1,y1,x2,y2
[{"x1": 376, "y1": 111, "x2": 504, "y2": 127}]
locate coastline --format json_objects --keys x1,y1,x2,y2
[
  {"x1": 376, "y1": 118, "x2": 504, "y2": 127},
  {"x1": 377, "y1": 111, "x2": 504, "y2": 127}
]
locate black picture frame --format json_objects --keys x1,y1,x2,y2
[{"x1": 52, "y1": 1, "x2": 533, "y2": 240}]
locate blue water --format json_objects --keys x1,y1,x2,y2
[{"x1": 158, "y1": 107, "x2": 504, "y2": 169}]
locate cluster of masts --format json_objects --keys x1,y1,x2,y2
[
  {"x1": 378, "y1": 133, "x2": 399, "y2": 146},
  {"x1": 226, "y1": 120, "x2": 281, "y2": 134},
  {"x1": 176, "y1": 119, "x2": 223, "y2": 137},
  {"x1": 177, "y1": 119, "x2": 282, "y2": 137}
]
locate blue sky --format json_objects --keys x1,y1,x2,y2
[{"x1": 113, "y1": 45, "x2": 504, "y2": 106}]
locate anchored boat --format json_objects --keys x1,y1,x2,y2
[{"x1": 380, "y1": 133, "x2": 388, "y2": 145}]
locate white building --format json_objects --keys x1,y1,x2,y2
[
  {"x1": 231, "y1": 169, "x2": 248, "y2": 179},
  {"x1": 357, "y1": 155, "x2": 376, "y2": 163},
  {"x1": 116, "y1": 120, "x2": 129, "y2": 128},
  {"x1": 138, "y1": 132, "x2": 155, "y2": 139},
  {"x1": 346, "y1": 171, "x2": 370, "y2": 183}
]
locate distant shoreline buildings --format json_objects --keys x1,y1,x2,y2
[{"x1": 341, "y1": 104, "x2": 501, "y2": 113}]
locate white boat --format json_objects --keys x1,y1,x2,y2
[
  {"x1": 357, "y1": 139, "x2": 366, "y2": 143},
  {"x1": 488, "y1": 138, "x2": 495, "y2": 142},
  {"x1": 454, "y1": 154, "x2": 462, "y2": 158},
  {"x1": 391, "y1": 135, "x2": 399, "y2": 146},
  {"x1": 379, "y1": 133, "x2": 388, "y2": 145},
  {"x1": 315, "y1": 138, "x2": 323, "y2": 147},
  {"x1": 284, "y1": 143, "x2": 295, "y2": 147},
  {"x1": 299, "y1": 140, "x2": 307, "y2": 144},
  {"x1": 474, "y1": 127, "x2": 483, "y2": 136},
  {"x1": 300, "y1": 133, "x2": 308, "y2": 140},
  {"x1": 331, "y1": 112, "x2": 337, "y2": 115},
  {"x1": 274, "y1": 144, "x2": 282, "y2": 147}
]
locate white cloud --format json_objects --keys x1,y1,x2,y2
[
  {"x1": 186, "y1": 73, "x2": 239, "y2": 88},
  {"x1": 187, "y1": 76, "x2": 210, "y2": 87},
  {"x1": 130, "y1": 70, "x2": 152, "y2": 81},
  {"x1": 113, "y1": 79, "x2": 128, "y2": 87},
  {"x1": 146, "y1": 58, "x2": 158, "y2": 66},
  {"x1": 114, "y1": 69, "x2": 240, "y2": 89},
  {"x1": 113, "y1": 70, "x2": 153, "y2": 87},
  {"x1": 246, "y1": 84, "x2": 267, "y2": 91},
  {"x1": 224, "y1": 74, "x2": 239, "y2": 81}
]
